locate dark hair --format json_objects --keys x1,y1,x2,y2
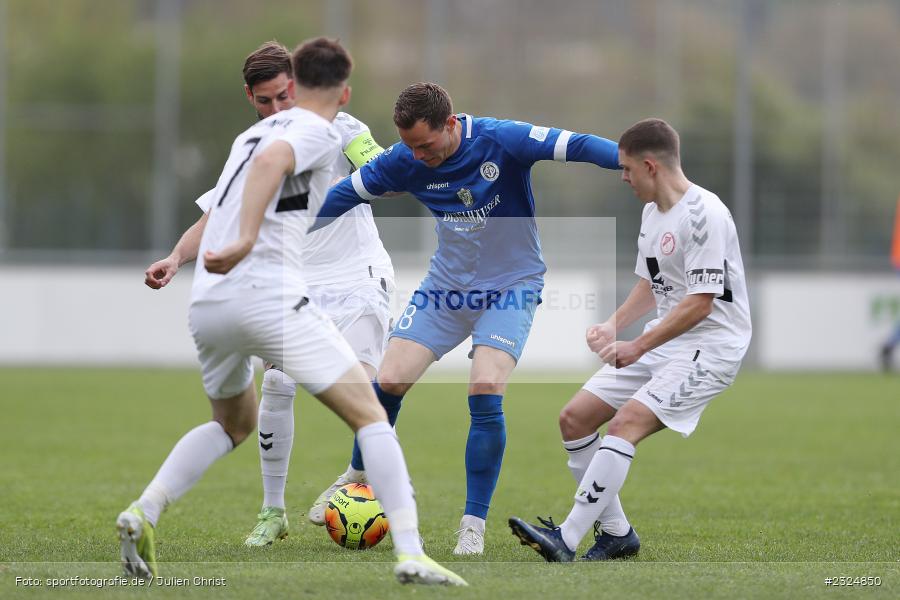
[
  {"x1": 291, "y1": 37, "x2": 352, "y2": 89},
  {"x1": 393, "y1": 82, "x2": 453, "y2": 130},
  {"x1": 618, "y1": 118, "x2": 681, "y2": 166},
  {"x1": 243, "y1": 41, "x2": 291, "y2": 89}
]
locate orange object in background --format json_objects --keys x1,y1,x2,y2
[{"x1": 893, "y1": 196, "x2": 900, "y2": 269}]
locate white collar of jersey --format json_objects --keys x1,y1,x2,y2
[{"x1": 459, "y1": 113, "x2": 472, "y2": 138}]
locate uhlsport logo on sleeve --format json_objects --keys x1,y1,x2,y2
[
  {"x1": 528, "y1": 125, "x2": 549, "y2": 141},
  {"x1": 687, "y1": 268, "x2": 725, "y2": 286},
  {"x1": 479, "y1": 161, "x2": 499, "y2": 182}
]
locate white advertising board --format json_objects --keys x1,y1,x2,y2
[{"x1": 756, "y1": 272, "x2": 900, "y2": 370}]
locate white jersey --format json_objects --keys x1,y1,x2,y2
[
  {"x1": 195, "y1": 112, "x2": 393, "y2": 287},
  {"x1": 191, "y1": 107, "x2": 341, "y2": 302},
  {"x1": 635, "y1": 183, "x2": 752, "y2": 362},
  {"x1": 303, "y1": 112, "x2": 393, "y2": 285}
]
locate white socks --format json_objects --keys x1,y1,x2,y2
[
  {"x1": 138, "y1": 421, "x2": 234, "y2": 526},
  {"x1": 560, "y1": 435, "x2": 635, "y2": 551},
  {"x1": 563, "y1": 432, "x2": 601, "y2": 482},
  {"x1": 356, "y1": 421, "x2": 422, "y2": 556},
  {"x1": 258, "y1": 369, "x2": 296, "y2": 509},
  {"x1": 563, "y1": 433, "x2": 631, "y2": 537}
]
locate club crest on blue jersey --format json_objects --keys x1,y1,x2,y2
[
  {"x1": 480, "y1": 161, "x2": 500, "y2": 182},
  {"x1": 457, "y1": 188, "x2": 474, "y2": 207}
]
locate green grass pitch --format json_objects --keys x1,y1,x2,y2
[{"x1": 0, "y1": 368, "x2": 897, "y2": 598}]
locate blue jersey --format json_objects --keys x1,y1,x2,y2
[{"x1": 314, "y1": 114, "x2": 620, "y2": 291}]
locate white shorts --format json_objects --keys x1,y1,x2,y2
[
  {"x1": 189, "y1": 287, "x2": 358, "y2": 400},
  {"x1": 582, "y1": 346, "x2": 741, "y2": 437},
  {"x1": 308, "y1": 276, "x2": 394, "y2": 369}
]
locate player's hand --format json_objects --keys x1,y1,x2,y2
[
  {"x1": 145, "y1": 256, "x2": 179, "y2": 289},
  {"x1": 598, "y1": 340, "x2": 644, "y2": 369},
  {"x1": 586, "y1": 321, "x2": 615, "y2": 353},
  {"x1": 204, "y1": 238, "x2": 253, "y2": 274}
]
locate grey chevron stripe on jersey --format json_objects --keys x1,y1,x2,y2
[{"x1": 687, "y1": 194, "x2": 708, "y2": 245}]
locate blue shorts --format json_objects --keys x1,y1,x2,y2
[{"x1": 389, "y1": 276, "x2": 541, "y2": 362}]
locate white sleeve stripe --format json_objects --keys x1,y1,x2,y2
[
  {"x1": 351, "y1": 170, "x2": 378, "y2": 201},
  {"x1": 554, "y1": 130, "x2": 572, "y2": 162}
]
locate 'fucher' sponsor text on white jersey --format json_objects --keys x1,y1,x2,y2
[
  {"x1": 194, "y1": 111, "x2": 393, "y2": 287},
  {"x1": 635, "y1": 184, "x2": 752, "y2": 362},
  {"x1": 192, "y1": 107, "x2": 340, "y2": 302}
]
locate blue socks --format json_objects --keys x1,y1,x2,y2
[
  {"x1": 464, "y1": 394, "x2": 506, "y2": 519},
  {"x1": 349, "y1": 388, "x2": 507, "y2": 522},
  {"x1": 350, "y1": 381, "x2": 403, "y2": 471}
]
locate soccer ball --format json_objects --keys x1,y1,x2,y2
[{"x1": 324, "y1": 483, "x2": 389, "y2": 550}]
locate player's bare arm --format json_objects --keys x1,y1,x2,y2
[
  {"x1": 144, "y1": 212, "x2": 209, "y2": 289},
  {"x1": 599, "y1": 292, "x2": 714, "y2": 368},
  {"x1": 204, "y1": 141, "x2": 295, "y2": 274},
  {"x1": 587, "y1": 279, "x2": 656, "y2": 353}
]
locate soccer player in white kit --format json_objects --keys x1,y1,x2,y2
[
  {"x1": 509, "y1": 118, "x2": 751, "y2": 562},
  {"x1": 142, "y1": 41, "x2": 396, "y2": 548},
  {"x1": 120, "y1": 37, "x2": 464, "y2": 586},
  {"x1": 241, "y1": 108, "x2": 395, "y2": 546}
]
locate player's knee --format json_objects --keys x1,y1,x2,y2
[
  {"x1": 468, "y1": 379, "x2": 504, "y2": 396},
  {"x1": 559, "y1": 404, "x2": 597, "y2": 440},
  {"x1": 375, "y1": 371, "x2": 412, "y2": 397},
  {"x1": 606, "y1": 410, "x2": 642, "y2": 440},
  {"x1": 558, "y1": 405, "x2": 585, "y2": 440}
]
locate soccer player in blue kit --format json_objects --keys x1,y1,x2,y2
[{"x1": 308, "y1": 82, "x2": 621, "y2": 554}]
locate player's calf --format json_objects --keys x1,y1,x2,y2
[
  {"x1": 257, "y1": 368, "x2": 296, "y2": 511},
  {"x1": 316, "y1": 365, "x2": 387, "y2": 431},
  {"x1": 211, "y1": 385, "x2": 258, "y2": 446}
]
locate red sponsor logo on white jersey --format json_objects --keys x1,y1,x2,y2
[{"x1": 661, "y1": 232, "x2": 676, "y2": 256}]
